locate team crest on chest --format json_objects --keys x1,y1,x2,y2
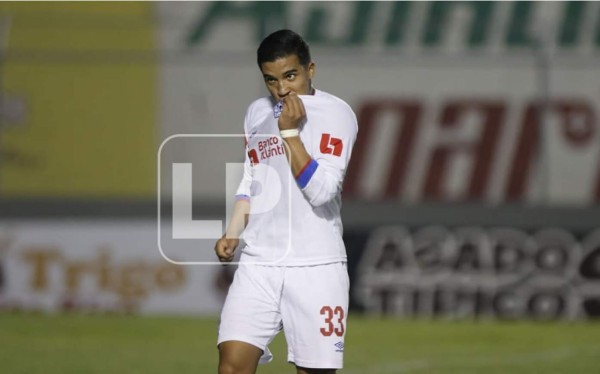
[{"x1": 273, "y1": 101, "x2": 283, "y2": 118}]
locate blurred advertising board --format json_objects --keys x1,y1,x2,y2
[
  {"x1": 1, "y1": 1, "x2": 598, "y2": 205},
  {"x1": 345, "y1": 223, "x2": 600, "y2": 320},
  {"x1": 0, "y1": 221, "x2": 227, "y2": 315},
  {"x1": 0, "y1": 217, "x2": 598, "y2": 320},
  {"x1": 157, "y1": 1, "x2": 600, "y2": 205},
  {"x1": 0, "y1": 3, "x2": 157, "y2": 198}
]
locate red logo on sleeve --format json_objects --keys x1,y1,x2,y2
[
  {"x1": 248, "y1": 149, "x2": 259, "y2": 166},
  {"x1": 320, "y1": 133, "x2": 343, "y2": 157}
]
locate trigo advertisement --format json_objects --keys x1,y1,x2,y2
[
  {"x1": 2, "y1": 220, "x2": 599, "y2": 320},
  {"x1": 0, "y1": 221, "x2": 230, "y2": 315}
]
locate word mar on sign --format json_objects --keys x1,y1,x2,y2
[{"x1": 344, "y1": 98, "x2": 598, "y2": 203}]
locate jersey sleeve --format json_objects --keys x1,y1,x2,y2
[
  {"x1": 235, "y1": 145, "x2": 253, "y2": 201},
  {"x1": 296, "y1": 104, "x2": 358, "y2": 206},
  {"x1": 235, "y1": 106, "x2": 254, "y2": 201}
]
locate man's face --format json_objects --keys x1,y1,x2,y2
[{"x1": 260, "y1": 54, "x2": 315, "y2": 101}]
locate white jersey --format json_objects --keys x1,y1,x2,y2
[{"x1": 235, "y1": 89, "x2": 358, "y2": 266}]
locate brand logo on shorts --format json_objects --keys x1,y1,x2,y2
[{"x1": 334, "y1": 341, "x2": 344, "y2": 352}]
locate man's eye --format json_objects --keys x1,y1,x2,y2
[{"x1": 286, "y1": 74, "x2": 296, "y2": 80}]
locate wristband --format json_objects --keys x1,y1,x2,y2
[{"x1": 280, "y1": 128, "x2": 300, "y2": 138}]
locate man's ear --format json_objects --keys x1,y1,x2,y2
[{"x1": 308, "y1": 62, "x2": 315, "y2": 79}]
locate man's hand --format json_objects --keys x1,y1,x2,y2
[
  {"x1": 214, "y1": 237, "x2": 240, "y2": 263},
  {"x1": 278, "y1": 92, "x2": 306, "y2": 131}
]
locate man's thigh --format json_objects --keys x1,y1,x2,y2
[
  {"x1": 281, "y1": 262, "x2": 349, "y2": 370},
  {"x1": 218, "y1": 264, "x2": 285, "y2": 364}
]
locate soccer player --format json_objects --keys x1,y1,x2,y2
[{"x1": 214, "y1": 29, "x2": 358, "y2": 374}]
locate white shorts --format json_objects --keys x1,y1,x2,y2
[{"x1": 217, "y1": 262, "x2": 349, "y2": 369}]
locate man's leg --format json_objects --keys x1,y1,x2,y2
[
  {"x1": 282, "y1": 263, "x2": 349, "y2": 371},
  {"x1": 218, "y1": 340, "x2": 262, "y2": 374},
  {"x1": 296, "y1": 367, "x2": 336, "y2": 374},
  {"x1": 217, "y1": 265, "x2": 284, "y2": 373}
]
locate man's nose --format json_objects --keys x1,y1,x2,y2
[{"x1": 277, "y1": 82, "x2": 290, "y2": 97}]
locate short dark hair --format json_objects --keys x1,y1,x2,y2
[{"x1": 257, "y1": 29, "x2": 311, "y2": 68}]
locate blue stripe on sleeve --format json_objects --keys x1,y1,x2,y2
[{"x1": 296, "y1": 160, "x2": 319, "y2": 189}]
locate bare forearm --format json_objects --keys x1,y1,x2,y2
[{"x1": 224, "y1": 199, "x2": 250, "y2": 239}]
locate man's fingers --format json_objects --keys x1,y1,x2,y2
[
  {"x1": 215, "y1": 239, "x2": 233, "y2": 261},
  {"x1": 214, "y1": 238, "x2": 237, "y2": 262},
  {"x1": 283, "y1": 93, "x2": 305, "y2": 120},
  {"x1": 218, "y1": 252, "x2": 233, "y2": 262},
  {"x1": 295, "y1": 94, "x2": 306, "y2": 118},
  {"x1": 224, "y1": 246, "x2": 233, "y2": 256}
]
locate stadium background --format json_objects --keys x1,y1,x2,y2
[{"x1": 1, "y1": 2, "x2": 599, "y2": 373}]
